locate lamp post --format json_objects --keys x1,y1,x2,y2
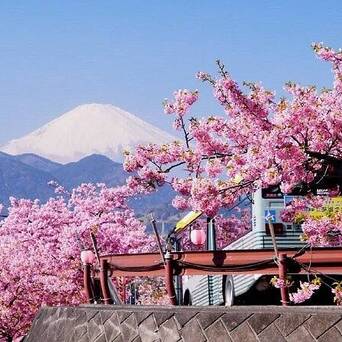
[{"x1": 190, "y1": 229, "x2": 206, "y2": 246}]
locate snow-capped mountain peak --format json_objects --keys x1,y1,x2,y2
[{"x1": 1, "y1": 103, "x2": 177, "y2": 163}]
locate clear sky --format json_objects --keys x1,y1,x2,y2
[{"x1": 0, "y1": 1, "x2": 341, "y2": 144}]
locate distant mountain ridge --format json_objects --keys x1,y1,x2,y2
[
  {"x1": 0, "y1": 152, "x2": 177, "y2": 219},
  {"x1": 1, "y1": 103, "x2": 176, "y2": 163},
  {"x1": 50, "y1": 154, "x2": 127, "y2": 189},
  {"x1": 14, "y1": 153, "x2": 62, "y2": 172},
  {"x1": 0, "y1": 152, "x2": 57, "y2": 203}
]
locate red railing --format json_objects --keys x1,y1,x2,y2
[{"x1": 84, "y1": 247, "x2": 342, "y2": 306}]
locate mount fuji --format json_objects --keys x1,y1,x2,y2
[{"x1": 1, "y1": 103, "x2": 176, "y2": 163}]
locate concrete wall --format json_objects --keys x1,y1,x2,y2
[{"x1": 26, "y1": 305, "x2": 342, "y2": 342}]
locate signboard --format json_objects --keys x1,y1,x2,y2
[
  {"x1": 175, "y1": 211, "x2": 202, "y2": 233},
  {"x1": 310, "y1": 197, "x2": 342, "y2": 219},
  {"x1": 264, "y1": 210, "x2": 276, "y2": 223},
  {"x1": 262, "y1": 186, "x2": 283, "y2": 199}
]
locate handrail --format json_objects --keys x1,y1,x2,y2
[
  {"x1": 97, "y1": 247, "x2": 342, "y2": 277},
  {"x1": 86, "y1": 247, "x2": 342, "y2": 306}
]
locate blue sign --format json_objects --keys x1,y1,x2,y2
[{"x1": 264, "y1": 210, "x2": 276, "y2": 222}]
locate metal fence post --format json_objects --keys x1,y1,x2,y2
[{"x1": 279, "y1": 253, "x2": 289, "y2": 306}]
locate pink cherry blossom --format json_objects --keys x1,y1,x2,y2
[
  {"x1": 289, "y1": 280, "x2": 321, "y2": 304},
  {"x1": 0, "y1": 183, "x2": 155, "y2": 340},
  {"x1": 124, "y1": 42, "x2": 342, "y2": 222}
]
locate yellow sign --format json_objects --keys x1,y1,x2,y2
[
  {"x1": 175, "y1": 211, "x2": 202, "y2": 233},
  {"x1": 309, "y1": 197, "x2": 342, "y2": 219}
]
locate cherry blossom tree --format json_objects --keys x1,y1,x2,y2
[
  {"x1": 123, "y1": 42, "x2": 342, "y2": 241},
  {"x1": 2, "y1": 41, "x2": 342, "y2": 340},
  {"x1": 123, "y1": 43, "x2": 342, "y2": 304},
  {"x1": 0, "y1": 183, "x2": 155, "y2": 341}
]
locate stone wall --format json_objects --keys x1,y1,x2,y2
[{"x1": 26, "y1": 305, "x2": 342, "y2": 342}]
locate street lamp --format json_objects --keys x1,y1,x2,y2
[
  {"x1": 190, "y1": 229, "x2": 206, "y2": 245},
  {"x1": 80, "y1": 249, "x2": 95, "y2": 264},
  {"x1": 81, "y1": 249, "x2": 95, "y2": 304}
]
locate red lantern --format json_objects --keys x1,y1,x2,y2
[
  {"x1": 80, "y1": 250, "x2": 95, "y2": 264},
  {"x1": 190, "y1": 229, "x2": 206, "y2": 245}
]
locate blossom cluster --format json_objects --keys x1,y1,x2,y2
[
  {"x1": 281, "y1": 195, "x2": 342, "y2": 246},
  {"x1": 0, "y1": 183, "x2": 155, "y2": 340},
  {"x1": 270, "y1": 276, "x2": 293, "y2": 289},
  {"x1": 289, "y1": 279, "x2": 321, "y2": 304},
  {"x1": 163, "y1": 89, "x2": 199, "y2": 117},
  {"x1": 124, "y1": 43, "x2": 342, "y2": 220},
  {"x1": 332, "y1": 281, "x2": 342, "y2": 305}
]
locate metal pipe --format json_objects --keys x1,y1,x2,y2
[
  {"x1": 206, "y1": 217, "x2": 217, "y2": 251},
  {"x1": 83, "y1": 263, "x2": 93, "y2": 304},
  {"x1": 279, "y1": 253, "x2": 289, "y2": 306},
  {"x1": 206, "y1": 217, "x2": 216, "y2": 305},
  {"x1": 175, "y1": 238, "x2": 183, "y2": 305},
  {"x1": 100, "y1": 259, "x2": 113, "y2": 304},
  {"x1": 267, "y1": 219, "x2": 279, "y2": 257},
  {"x1": 164, "y1": 251, "x2": 177, "y2": 305}
]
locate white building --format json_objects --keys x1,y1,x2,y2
[{"x1": 182, "y1": 188, "x2": 304, "y2": 306}]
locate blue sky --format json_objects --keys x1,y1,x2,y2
[{"x1": 0, "y1": 1, "x2": 341, "y2": 144}]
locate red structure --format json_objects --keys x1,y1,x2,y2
[{"x1": 83, "y1": 247, "x2": 342, "y2": 306}]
